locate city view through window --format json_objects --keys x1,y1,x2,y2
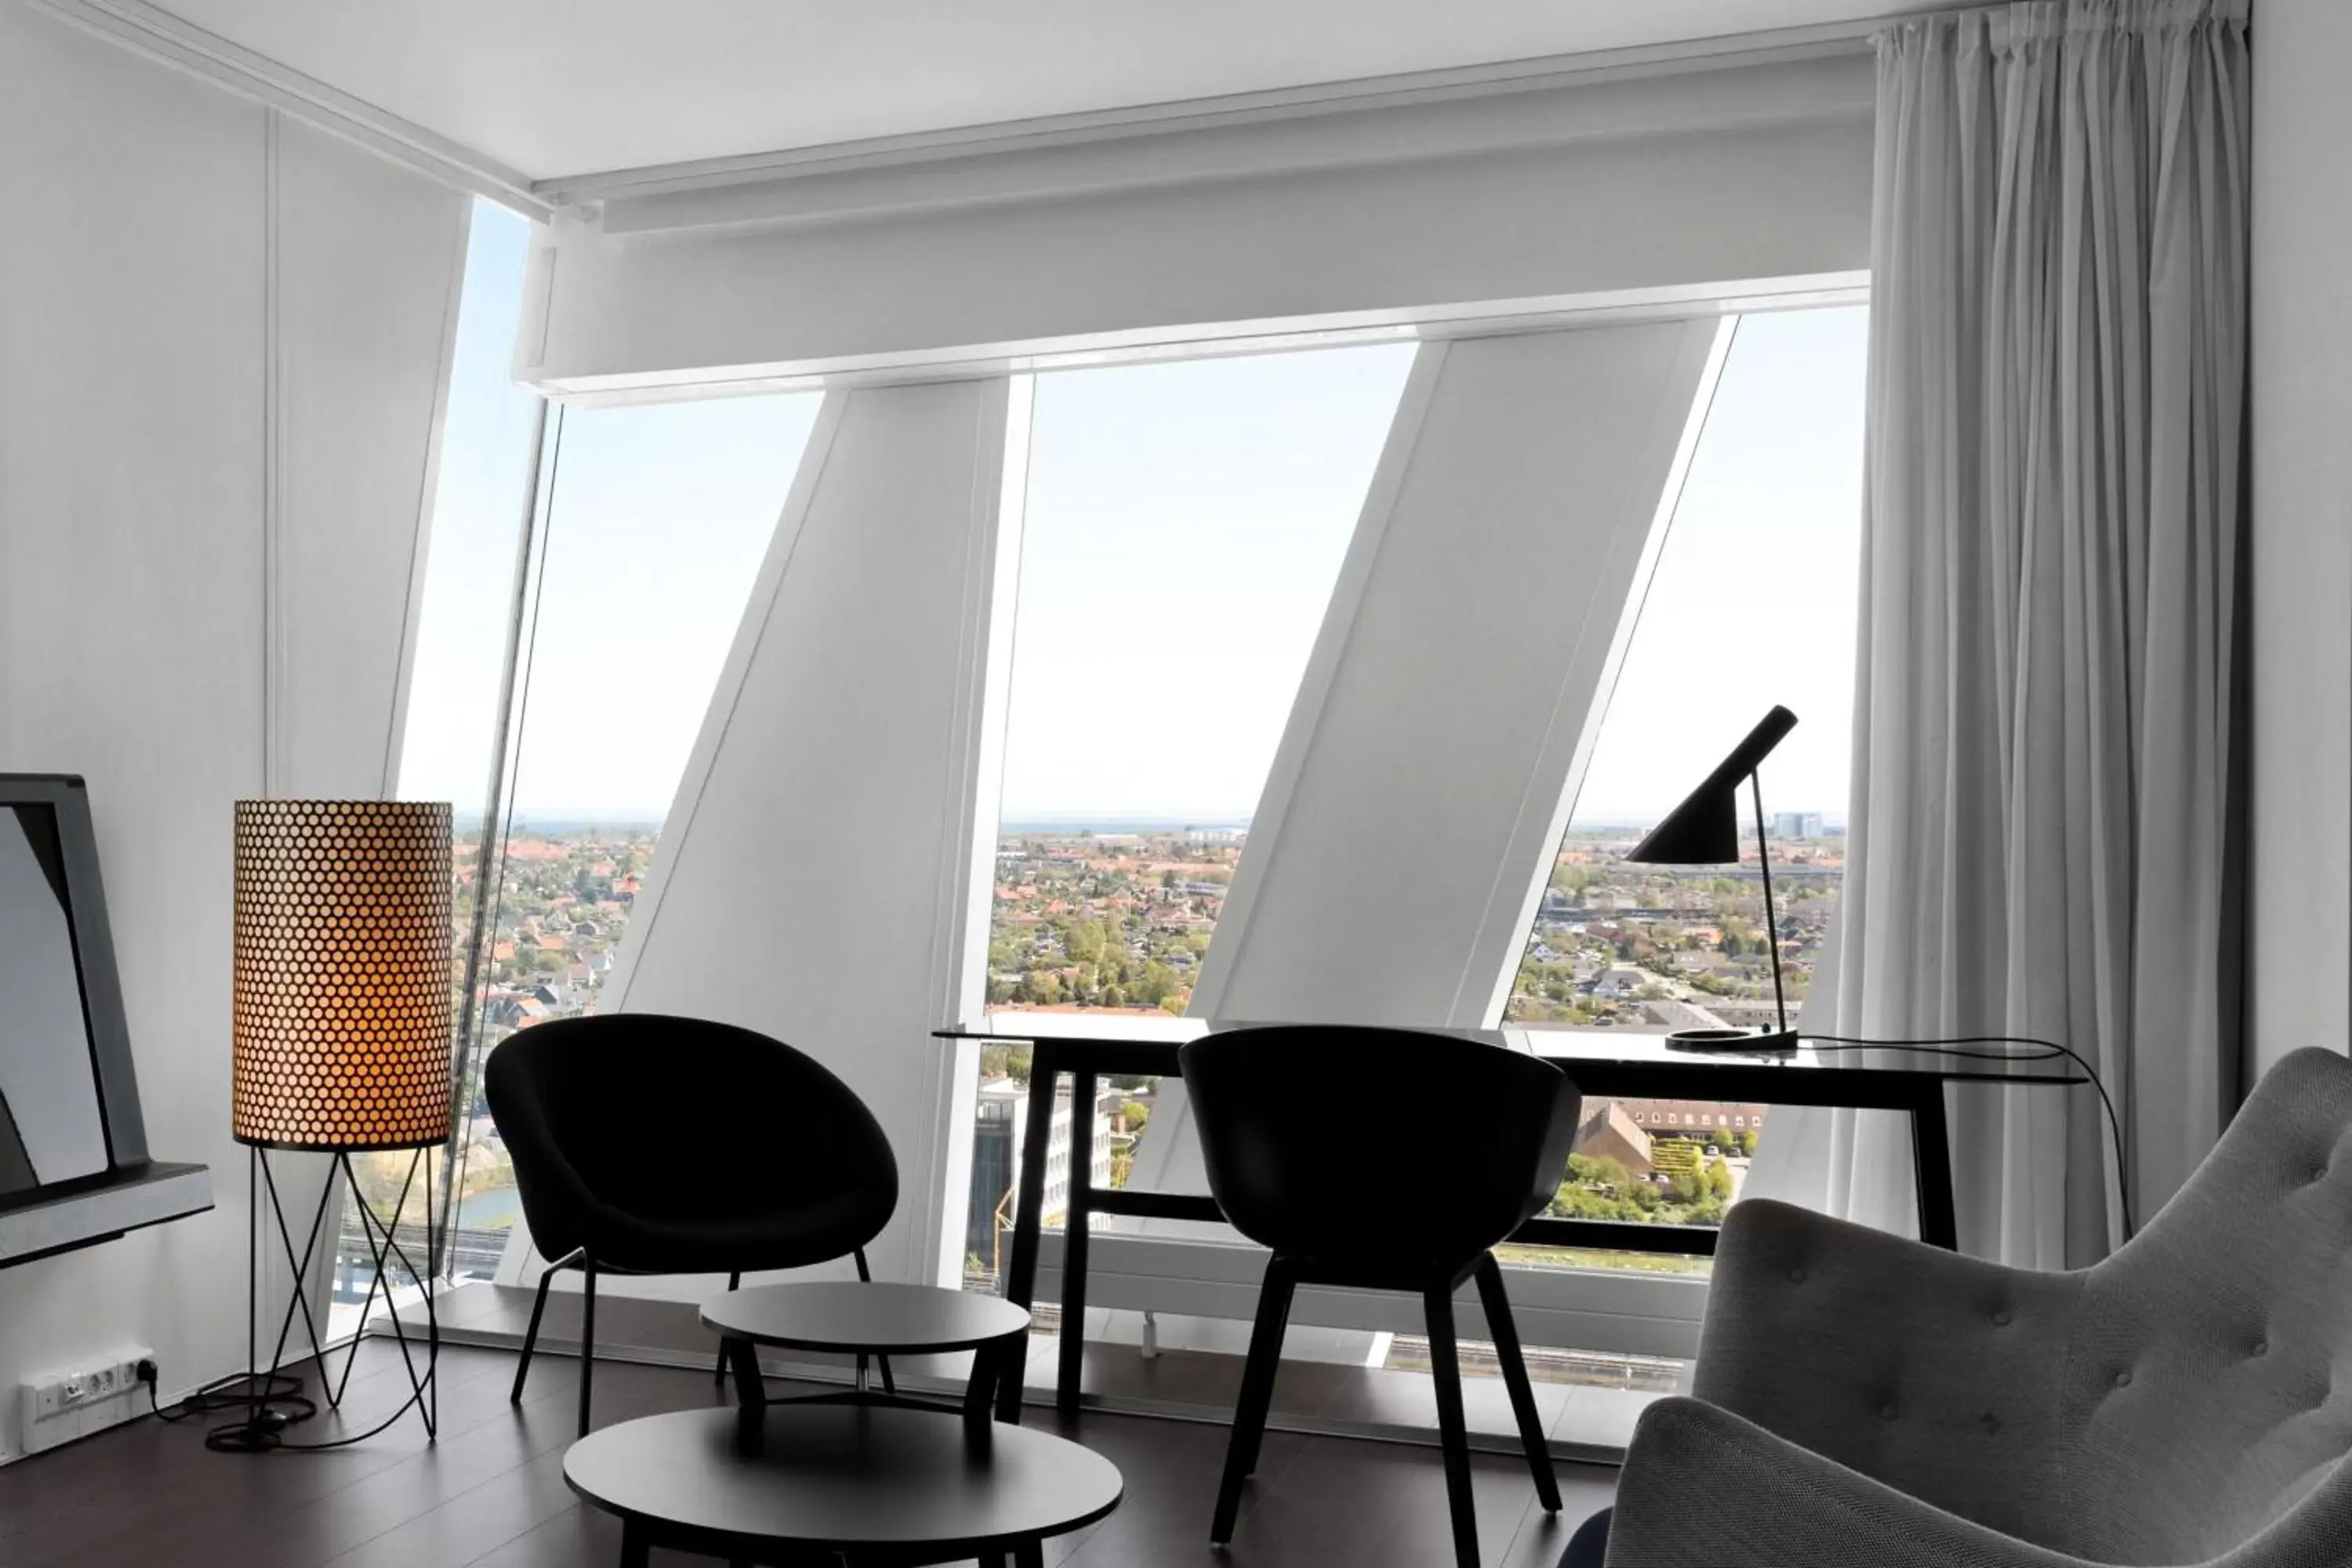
[
  {"x1": 437, "y1": 390, "x2": 818, "y2": 1280},
  {"x1": 975, "y1": 308, "x2": 1868, "y2": 1281},
  {"x1": 970, "y1": 345, "x2": 1411, "y2": 1276},
  {"x1": 332, "y1": 350, "x2": 818, "y2": 1326},
  {"x1": 354, "y1": 307, "x2": 1863, "y2": 1334}
]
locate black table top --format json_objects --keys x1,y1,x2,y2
[
  {"x1": 700, "y1": 1280, "x2": 1031, "y2": 1353},
  {"x1": 564, "y1": 1405, "x2": 1122, "y2": 1554},
  {"x1": 934, "y1": 1018, "x2": 2085, "y2": 1085}
]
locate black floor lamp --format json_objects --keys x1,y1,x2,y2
[
  {"x1": 212, "y1": 800, "x2": 454, "y2": 1453},
  {"x1": 1624, "y1": 706, "x2": 1801, "y2": 1054}
]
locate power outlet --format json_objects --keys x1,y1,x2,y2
[{"x1": 18, "y1": 1345, "x2": 154, "y2": 1456}]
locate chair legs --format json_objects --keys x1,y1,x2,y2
[
  {"x1": 712, "y1": 1270, "x2": 741, "y2": 1384},
  {"x1": 1204, "y1": 1255, "x2": 1536, "y2": 1566},
  {"x1": 516, "y1": 1247, "x2": 902, "y2": 1436},
  {"x1": 510, "y1": 1246, "x2": 585, "y2": 1407},
  {"x1": 1423, "y1": 1283, "x2": 1480, "y2": 1568},
  {"x1": 1210, "y1": 1254, "x2": 1296, "y2": 1544},
  {"x1": 1475, "y1": 1251, "x2": 1561, "y2": 1512},
  {"x1": 576, "y1": 1255, "x2": 598, "y2": 1437},
  {"x1": 853, "y1": 1247, "x2": 896, "y2": 1396}
]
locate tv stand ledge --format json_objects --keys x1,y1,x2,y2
[{"x1": 0, "y1": 1161, "x2": 213, "y2": 1269}]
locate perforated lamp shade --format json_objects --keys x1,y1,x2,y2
[{"x1": 232, "y1": 800, "x2": 456, "y2": 1152}]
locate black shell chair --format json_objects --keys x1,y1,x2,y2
[
  {"x1": 1180, "y1": 1025, "x2": 1582, "y2": 1567},
  {"x1": 485, "y1": 1014, "x2": 898, "y2": 1434}
]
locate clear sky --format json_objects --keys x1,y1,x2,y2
[
  {"x1": 1570, "y1": 307, "x2": 1868, "y2": 826},
  {"x1": 397, "y1": 199, "x2": 816, "y2": 822},
  {"x1": 997, "y1": 345, "x2": 1414, "y2": 822},
  {"x1": 403, "y1": 204, "x2": 1865, "y2": 833},
  {"x1": 396, "y1": 201, "x2": 539, "y2": 815},
  {"x1": 502, "y1": 394, "x2": 815, "y2": 820},
  {"x1": 998, "y1": 307, "x2": 1867, "y2": 827}
]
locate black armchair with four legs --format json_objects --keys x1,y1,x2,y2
[
  {"x1": 484, "y1": 1013, "x2": 900, "y2": 1436},
  {"x1": 1181, "y1": 1025, "x2": 1584, "y2": 1568}
]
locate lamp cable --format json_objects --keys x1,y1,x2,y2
[
  {"x1": 1796, "y1": 1033, "x2": 2134, "y2": 1240},
  {"x1": 142, "y1": 1352, "x2": 434, "y2": 1453}
]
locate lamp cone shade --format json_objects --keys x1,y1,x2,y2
[
  {"x1": 1626, "y1": 706, "x2": 1799, "y2": 865},
  {"x1": 232, "y1": 800, "x2": 455, "y2": 1152}
]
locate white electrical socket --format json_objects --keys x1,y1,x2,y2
[{"x1": 18, "y1": 1346, "x2": 155, "y2": 1455}]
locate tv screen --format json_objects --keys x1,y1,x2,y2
[{"x1": 0, "y1": 802, "x2": 112, "y2": 1199}]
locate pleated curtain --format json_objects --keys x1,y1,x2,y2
[{"x1": 1780, "y1": 0, "x2": 2249, "y2": 1268}]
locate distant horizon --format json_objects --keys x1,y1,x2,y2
[{"x1": 471, "y1": 808, "x2": 1850, "y2": 837}]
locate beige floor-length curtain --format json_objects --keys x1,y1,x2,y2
[{"x1": 1829, "y1": 0, "x2": 2249, "y2": 1268}]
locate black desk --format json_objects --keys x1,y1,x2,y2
[{"x1": 934, "y1": 1020, "x2": 2084, "y2": 1420}]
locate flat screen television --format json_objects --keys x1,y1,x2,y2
[{"x1": 0, "y1": 775, "x2": 209, "y2": 1266}]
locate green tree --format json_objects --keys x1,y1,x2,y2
[{"x1": 1704, "y1": 1155, "x2": 1734, "y2": 1201}]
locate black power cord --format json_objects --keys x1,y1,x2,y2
[
  {"x1": 140, "y1": 1353, "x2": 431, "y2": 1452},
  {"x1": 1797, "y1": 1033, "x2": 2135, "y2": 1240},
  {"x1": 139, "y1": 1360, "x2": 314, "y2": 1432}
]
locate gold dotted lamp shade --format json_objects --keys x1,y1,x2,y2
[{"x1": 233, "y1": 800, "x2": 456, "y2": 1152}]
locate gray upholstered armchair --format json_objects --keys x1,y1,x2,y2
[{"x1": 1603, "y1": 1046, "x2": 2352, "y2": 1568}]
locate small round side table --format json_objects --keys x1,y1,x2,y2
[
  {"x1": 701, "y1": 1279, "x2": 1033, "y2": 1423},
  {"x1": 565, "y1": 1403, "x2": 1120, "y2": 1567}
]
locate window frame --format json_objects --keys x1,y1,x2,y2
[{"x1": 952, "y1": 299, "x2": 1868, "y2": 1361}]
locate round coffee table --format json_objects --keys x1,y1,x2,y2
[
  {"x1": 565, "y1": 1403, "x2": 1121, "y2": 1566},
  {"x1": 702, "y1": 1280, "x2": 1032, "y2": 1421}
]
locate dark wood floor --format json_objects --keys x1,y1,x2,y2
[
  {"x1": 0, "y1": 1338, "x2": 1613, "y2": 1567},
  {"x1": 426, "y1": 1281, "x2": 1670, "y2": 1462}
]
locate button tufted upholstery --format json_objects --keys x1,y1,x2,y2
[{"x1": 1602, "y1": 1047, "x2": 2352, "y2": 1568}]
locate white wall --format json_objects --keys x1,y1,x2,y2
[
  {"x1": 1194, "y1": 321, "x2": 1726, "y2": 1025},
  {"x1": 0, "y1": 5, "x2": 466, "y2": 1455},
  {"x1": 519, "y1": 54, "x2": 1872, "y2": 393},
  {"x1": 2249, "y1": 0, "x2": 2352, "y2": 1076}
]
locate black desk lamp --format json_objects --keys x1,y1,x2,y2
[{"x1": 1625, "y1": 706, "x2": 1799, "y2": 1054}]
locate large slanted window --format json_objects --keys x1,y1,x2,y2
[
  {"x1": 984, "y1": 347, "x2": 1412, "y2": 1020},
  {"x1": 1500, "y1": 305, "x2": 1869, "y2": 1266},
  {"x1": 963, "y1": 345, "x2": 1409, "y2": 1286},
  {"x1": 448, "y1": 392, "x2": 819, "y2": 1287},
  {"x1": 332, "y1": 198, "x2": 540, "y2": 1339}
]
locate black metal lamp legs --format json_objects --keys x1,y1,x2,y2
[{"x1": 211, "y1": 1146, "x2": 439, "y2": 1454}]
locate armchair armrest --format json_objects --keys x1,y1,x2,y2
[
  {"x1": 1691, "y1": 1200, "x2": 2084, "y2": 1542},
  {"x1": 1606, "y1": 1398, "x2": 2092, "y2": 1568}
]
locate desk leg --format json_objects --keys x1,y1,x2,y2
[
  {"x1": 1014, "y1": 1541, "x2": 1046, "y2": 1568},
  {"x1": 1055, "y1": 1067, "x2": 1097, "y2": 1419},
  {"x1": 1910, "y1": 1082, "x2": 1960, "y2": 1250},
  {"x1": 617, "y1": 1519, "x2": 648, "y2": 1568},
  {"x1": 997, "y1": 1045, "x2": 1059, "y2": 1423}
]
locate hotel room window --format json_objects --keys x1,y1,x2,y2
[
  {"x1": 332, "y1": 198, "x2": 539, "y2": 1339},
  {"x1": 1499, "y1": 305, "x2": 1867, "y2": 1268},
  {"x1": 962, "y1": 344, "x2": 1408, "y2": 1287},
  {"x1": 441, "y1": 391, "x2": 819, "y2": 1290},
  {"x1": 982, "y1": 344, "x2": 1410, "y2": 1022}
]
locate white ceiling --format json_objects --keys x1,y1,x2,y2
[{"x1": 153, "y1": 0, "x2": 1936, "y2": 183}]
